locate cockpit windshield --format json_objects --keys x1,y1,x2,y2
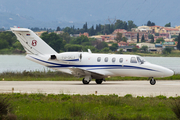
[{"x1": 137, "y1": 56, "x2": 146, "y2": 64}]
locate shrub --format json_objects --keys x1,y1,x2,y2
[
  {"x1": 172, "y1": 99, "x2": 180, "y2": 119},
  {"x1": 117, "y1": 48, "x2": 123, "y2": 54},
  {"x1": 0, "y1": 96, "x2": 16, "y2": 120},
  {"x1": 124, "y1": 94, "x2": 133, "y2": 98},
  {"x1": 5, "y1": 113, "x2": 17, "y2": 120},
  {"x1": 156, "y1": 95, "x2": 167, "y2": 99},
  {"x1": 132, "y1": 47, "x2": 139, "y2": 52},
  {"x1": 69, "y1": 104, "x2": 83, "y2": 117},
  {"x1": 163, "y1": 47, "x2": 172, "y2": 54},
  {"x1": 61, "y1": 95, "x2": 71, "y2": 101},
  {"x1": 104, "y1": 113, "x2": 119, "y2": 120}
]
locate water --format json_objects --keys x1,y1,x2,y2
[
  {"x1": 145, "y1": 57, "x2": 180, "y2": 74},
  {"x1": 0, "y1": 55, "x2": 50, "y2": 73},
  {"x1": 0, "y1": 55, "x2": 180, "y2": 74}
]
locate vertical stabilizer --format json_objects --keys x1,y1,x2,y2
[{"x1": 11, "y1": 28, "x2": 57, "y2": 55}]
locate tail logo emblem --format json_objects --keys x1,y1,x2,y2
[{"x1": 32, "y1": 40, "x2": 37, "y2": 46}]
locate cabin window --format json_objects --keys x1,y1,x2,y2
[
  {"x1": 119, "y1": 58, "x2": 123, "y2": 63},
  {"x1": 104, "y1": 57, "x2": 108, "y2": 62},
  {"x1": 137, "y1": 57, "x2": 145, "y2": 64},
  {"x1": 112, "y1": 57, "x2": 116, "y2": 63},
  {"x1": 137, "y1": 57, "x2": 141, "y2": 63},
  {"x1": 97, "y1": 57, "x2": 101, "y2": 62},
  {"x1": 130, "y1": 57, "x2": 137, "y2": 63}
]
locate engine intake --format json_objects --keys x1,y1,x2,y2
[{"x1": 51, "y1": 55, "x2": 56, "y2": 59}]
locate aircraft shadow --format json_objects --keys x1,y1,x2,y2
[{"x1": 69, "y1": 83, "x2": 124, "y2": 85}]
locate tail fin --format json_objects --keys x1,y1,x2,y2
[{"x1": 11, "y1": 28, "x2": 57, "y2": 55}]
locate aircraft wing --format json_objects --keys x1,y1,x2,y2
[{"x1": 69, "y1": 67, "x2": 105, "y2": 79}]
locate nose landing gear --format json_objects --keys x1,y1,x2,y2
[
  {"x1": 150, "y1": 77, "x2": 156, "y2": 85},
  {"x1": 95, "y1": 79, "x2": 103, "y2": 84}
]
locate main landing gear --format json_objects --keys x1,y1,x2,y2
[
  {"x1": 82, "y1": 78, "x2": 104, "y2": 84},
  {"x1": 150, "y1": 77, "x2": 156, "y2": 85},
  {"x1": 82, "y1": 78, "x2": 90, "y2": 84}
]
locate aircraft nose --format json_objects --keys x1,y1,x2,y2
[{"x1": 163, "y1": 68, "x2": 174, "y2": 77}]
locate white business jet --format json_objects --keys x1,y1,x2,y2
[{"x1": 11, "y1": 28, "x2": 174, "y2": 85}]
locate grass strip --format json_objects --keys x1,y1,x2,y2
[
  {"x1": 1, "y1": 93, "x2": 180, "y2": 120},
  {"x1": 0, "y1": 71, "x2": 180, "y2": 81}
]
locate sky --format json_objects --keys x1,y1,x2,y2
[{"x1": 0, "y1": 0, "x2": 180, "y2": 28}]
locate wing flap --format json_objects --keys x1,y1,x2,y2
[{"x1": 69, "y1": 67, "x2": 105, "y2": 78}]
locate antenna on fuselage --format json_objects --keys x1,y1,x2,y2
[{"x1": 88, "y1": 49, "x2": 92, "y2": 53}]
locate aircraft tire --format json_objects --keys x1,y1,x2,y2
[
  {"x1": 95, "y1": 79, "x2": 103, "y2": 84},
  {"x1": 82, "y1": 78, "x2": 89, "y2": 84},
  {"x1": 150, "y1": 78, "x2": 156, "y2": 85}
]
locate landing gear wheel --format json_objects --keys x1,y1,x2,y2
[
  {"x1": 150, "y1": 78, "x2": 156, "y2": 85},
  {"x1": 82, "y1": 78, "x2": 89, "y2": 84},
  {"x1": 95, "y1": 79, "x2": 103, "y2": 84}
]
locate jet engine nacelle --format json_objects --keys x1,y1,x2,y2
[{"x1": 50, "y1": 52, "x2": 82, "y2": 62}]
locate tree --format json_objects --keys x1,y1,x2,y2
[
  {"x1": 117, "y1": 48, "x2": 123, "y2": 54},
  {"x1": 141, "y1": 34, "x2": 145, "y2": 42},
  {"x1": 165, "y1": 22, "x2": 171, "y2": 27},
  {"x1": 147, "y1": 20, "x2": 155, "y2": 26},
  {"x1": 174, "y1": 37, "x2": 178, "y2": 41},
  {"x1": 151, "y1": 35, "x2": 154, "y2": 43},
  {"x1": 63, "y1": 27, "x2": 72, "y2": 34},
  {"x1": 41, "y1": 32, "x2": 65, "y2": 52},
  {"x1": 163, "y1": 47, "x2": 172, "y2": 54},
  {"x1": 70, "y1": 35, "x2": 89, "y2": 45},
  {"x1": 147, "y1": 21, "x2": 152, "y2": 26},
  {"x1": 56, "y1": 19, "x2": 137, "y2": 36},
  {"x1": 151, "y1": 22, "x2": 155, "y2": 26},
  {"x1": 114, "y1": 19, "x2": 137, "y2": 31},
  {"x1": 83, "y1": 22, "x2": 88, "y2": 32},
  {"x1": 59, "y1": 32, "x2": 71, "y2": 43},
  {"x1": 0, "y1": 40, "x2": 8, "y2": 49},
  {"x1": 124, "y1": 22, "x2": 128, "y2": 30},
  {"x1": 137, "y1": 33, "x2": 139, "y2": 43},
  {"x1": 96, "y1": 41, "x2": 108, "y2": 50},
  {"x1": 115, "y1": 20, "x2": 125, "y2": 29},
  {"x1": 116, "y1": 32, "x2": 122, "y2": 43},
  {"x1": 82, "y1": 46, "x2": 98, "y2": 53},
  {"x1": 82, "y1": 42, "x2": 91, "y2": 46},
  {"x1": 156, "y1": 37, "x2": 165, "y2": 43},
  {"x1": 132, "y1": 47, "x2": 138, "y2": 52},
  {"x1": 140, "y1": 46, "x2": 148, "y2": 52},
  {"x1": 127, "y1": 20, "x2": 137, "y2": 31},
  {"x1": 88, "y1": 25, "x2": 95, "y2": 36},
  {"x1": 122, "y1": 37, "x2": 127, "y2": 42},
  {"x1": 12, "y1": 41, "x2": 24, "y2": 50},
  {"x1": 171, "y1": 35, "x2": 178, "y2": 38},
  {"x1": 148, "y1": 34, "x2": 153, "y2": 39},
  {"x1": 110, "y1": 43, "x2": 118, "y2": 51},
  {"x1": 148, "y1": 34, "x2": 154, "y2": 43},
  {"x1": 56, "y1": 26, "x2": 61, "y2": 31},
  {"x1": 100, "y1": 47, "x2": 109, "y2": 53},
  {"x1": 0, "y1": 32, "x2": 16, "y2": 46},
  {"x1": 177, "y1": 33, "x2": 180, "y2": 50},
  {"x1": 64, "y1": 44, "x2": 82, "y2": 51},
  {"x1": 172, "y1": 35, "x2": 178, "y2": 42}
]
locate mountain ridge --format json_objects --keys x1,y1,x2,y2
[{"x1": 0, "y1": 0, "x2": 180, "y2": 29}]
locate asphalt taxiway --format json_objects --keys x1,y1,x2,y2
[{"x1": 0, "y1": 81, "x2": 180, "y2": 97}]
